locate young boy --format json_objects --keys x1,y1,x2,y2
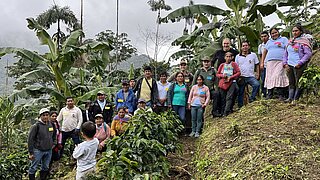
[{"x1": 73, "y1": 121, "x2": 99, "y2": 180}]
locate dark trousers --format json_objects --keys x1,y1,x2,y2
[
  {"x1": 219, "y1": 82, "x2": 238, "y2": 115},
  {"x1": 154, "y1": 106, "x2": 168, "y2": 114},
  {"x1": 261, "y1": 68, "x2": 267, "y2": 97},
  {"x1": 60, "y1": 129, "x2": 81, "y2": 158},
  {"x1": 211, "y1": 90, "x2": 221, "y2": 115},
  {"x1": 287, "y1": 64, "x2": 307, "y2": 100}
]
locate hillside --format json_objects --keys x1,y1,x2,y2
[{"x1": 189, "y1": 100, "x2": 320, "y2": 179}]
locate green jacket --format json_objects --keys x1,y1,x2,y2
[{"x1": 192, "y1": 67, "x2": 217, "y2": 91}]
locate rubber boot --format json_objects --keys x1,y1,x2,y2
[
  {"x1": 29, "y1": 173, "x2": 35, "y2": 180},
  {"x1": 266, "y1": 89, "x2": 273, "y2": 100},
  {"x1": 278, "y1": 87, "x2": 287, "y2": 101},
  {"x1": 284, "y1": 88, "x2": 295, "y2": 103},
  {"x1": 40, "y1": 170, "x2": 49, "y2": 180},
  {"x1": 294, "y1": 88, "x2": 302, "y2": 101}
]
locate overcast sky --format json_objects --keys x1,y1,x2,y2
[{"x1": 0, "y1": 0, "x2": 279, "y2": 61}]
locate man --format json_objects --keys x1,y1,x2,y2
[
  {"x1": 212, "y1": 38, "x2": 239, "y2": 70},
  {"x1": 155, "y1": 72, "x2": 171, "y2": 114},
  {"x1": 133, "y1": 66, "x2": 159, "y2": 108},
  {"x1": 89, "y1": 90, "x2": 113, "y2": 124},
  {"x1": 168, "y1": 58, "x2": 193, "y2": 87},
  {"x1": 258, "y1": 31, "x2": 269, "y2": 98},
  {"x1": 193, "y1": 56, "x2": 219, "y2": 117},
  {"x1": 82, "y1": 101, "x2": 92, "y2": 124},
  {"x1": 115, "y1": 80, "x2": 136, "y2": 115},
  {"x1": 57, "y1": 97, "x2": 83, "y2": 157},
  {"x1": 129, "y1": 79, "x2": 136, "y2": 89},
  {"x1": 28, "y1": 108, "x2": 55, "y2": 180},
  {"x1": 235, "y1": 41, "x2": 260, "y2": 107}
]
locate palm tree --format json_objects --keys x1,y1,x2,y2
[{"x1": 36, "y1": 5, "x2": 80, "y2": 49}]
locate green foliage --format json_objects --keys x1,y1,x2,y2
[
  {"x1": 299, "y1": 65, "x2": 320, "y2": 98},
  {"x1": 260, "y1": 164, "x2": 291, "y2": 179},
  {"x1": 95, "y1": 110, "x2": 183, "y2": 179}
]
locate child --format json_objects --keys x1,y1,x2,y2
[
  {"x1": 111, "y1": 107, "x2": 131, "y2": 136},
  {"x1": 73, "y1": 122, "x2": 99, "y2": 180},
  {"x1": 28, "y1": 108, "x2": 55, "y2": 180},
  {"x1": 134, "y1": 98, "x2": 153, "y2": 115},
  {"x1": 94, "y1": 114, "x2": 111, "y2": 151}
]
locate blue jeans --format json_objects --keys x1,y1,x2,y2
[
  {"x1": 238, "y1": 77, "x2": 260, "y2": 107},
  {"x1": 172, "y1": 105, "x2": 186, "y2": 125},
  {"x1": 191, "y1": 106, "x2": 203, "y2": 133},
  {"x1": 261, "y1": 68, "x2": 267, "y2": 97},
  {"x1": 29, "y1": 148, "x2": 52, "y2": 174}
]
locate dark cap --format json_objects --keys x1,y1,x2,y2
[{"x1": 122, "y1": 80, "x2": 129, "y2": 85}]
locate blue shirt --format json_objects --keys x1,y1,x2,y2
[
  {"x1": 265, "y1": 36, "x2": 288, "y2": 61},
  {"x1": 287, "y1": 43, "x2": 301, "y2": 66}
]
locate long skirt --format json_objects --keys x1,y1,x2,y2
[{"x1": 265, "y1": 60, "x2": 289, "y2": 89}]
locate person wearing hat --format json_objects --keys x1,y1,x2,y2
[
  {"x1": 133, "y1": 66, "x2": 159, "y2": 109},
  {"x1": 134, "y1": 98, "x2": 153, "y2": 115},
  {"x1": 212, "y1": 38, "x2": 239, "y2": 70},
  {"x1": 193, "y1": 56, "x2": 219, "y2": 117},
  {"x1": 28, "y1": 108, "x2": 56, "y2": 180},
  {"x1": 111, "y1": 107, "x2": 131, "y2": 136},
  {"x1": 93, "y1": 114, "x2": 110, "y2": 151},
  {"x1": 89, "y1": 90, "x2": 113, "y2": 124},
  {"x1": 115, "y1": 80, "x2": 136, "y2": 115},
  {"x1": 168, "y1": 58, "x2": 193, "y2": 87}
]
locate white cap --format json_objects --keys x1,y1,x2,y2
[{"x1": 39, "y1": 108, "x2": 50, "y2": 115}]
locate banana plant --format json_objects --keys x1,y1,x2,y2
[{"x1": 0, "y1": 18, "x2": 112, "y2": 106}]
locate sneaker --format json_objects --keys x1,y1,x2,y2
[
  {"x1": 189, "y1": 132, "x2": 195, "y2": 137},
  {"x1": 194, "y1": 132, "x2": 200, "y2": 138}
]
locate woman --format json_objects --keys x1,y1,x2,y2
[
  {"x1": 50, "y1": 111, "x2": 62, "y2": 161},
  {"x1": 94, "y1": 114, "x2": 110, "y2": 151},
  {"x1": 167, "y1": 72, "x2": 188, "y2": 126},
  {"x1": 187, "y1": 75, "x2": 210, "y2": 138},
  {"x1": 283, "y1": 24, "x2": 312, "y2": 102},
  {"x1": 110, "y1": 107, "x2": 131, "y2": 137},
  {"x1": 261, "y1": 27, "x2": 289, "y2": 99},
  {"x1": 217, "y1": 52, "x2": 241, "y2": 116}
]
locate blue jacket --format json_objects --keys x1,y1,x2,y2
[{"x1": 115, "y1": 89, "x2": 136, "y2": 113}]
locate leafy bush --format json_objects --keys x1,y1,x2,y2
[
  {"x1": 299, "y1": 65, "x2": 320, "y2": 97},
  {"x1": 93, "y1": 110, "x2": 183, "y2": 179}
]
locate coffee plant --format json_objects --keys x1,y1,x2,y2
[
  {"x1": 92, "y1": 110, "x2": 183, "y2": 179},
  {"x1": 299, "y1": 65, "x2": 320, "y2": 97}
]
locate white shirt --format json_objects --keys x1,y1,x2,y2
[
  {"x1": 73, "y1": 138, "x2": 99, "y2": 172},
  {"x1": 235, "y1": 52, "x2": 259, "y2": 77},
  {"x1": 57, "y1": 106, "x2": 83, "y2": 132},
  {"x1": 258, "y1": 42, "x2": 267, "y2": 68},
  {"x1": 156, "y1": 81, "x2": 171, "y2": 106}
]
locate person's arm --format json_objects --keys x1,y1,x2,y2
[
  {"x1": 57, "y1": 109, "x2": 63, "y2": 129},
  {"x1": 283, "y1": 47, "x2": 289, "y2": 66},
  {"x1": 204, "y1": 86, "x2": 211, "y2": 106},
  {"x1": 167, "y1": 72, "x2": 176, "y2": 82},
  {"x1": 297, "y1": 45, "x2": 312, "y2": 66},
  {"x1": 110, "y1": 120, "x2": 117, "y2": 137},
  {"x1": 254, "y1": 54, "x2": 260, "y2": 79},
  {"x1": 72, "y1": 144, "x2": 84, "y2": 159},
  {"x1": 167, "y1": 84, "x2": 174, "y2": 107},
  {"x1": 187, "y1": 86, "x2": 195, "y2": 108},
  {"x1": 216, "y1": 64, "x2": 224, "y2": 79},
  {"x1": 152, "y1": 80, "x2": 159, "y2": 107},
  {"x1": 230, "y1": 63, "x2": 241, "y2": 80},
  {"x1": 28, "y1": 124, "x2": 37, "y2": 157},
  {"x1": 76, "y1": 108, "x2": 83, "y2": 130},
  {"x1": 260, "y1": 49, "x2": 267, "y2": 71}
]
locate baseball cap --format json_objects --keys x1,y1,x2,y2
[
  {"x1": 201, "y1": 56, "x2": 211, "y2": 61},
  {"x1": 180, "y1": 59, "x2": 187, "y2": 65},
  {"x1": 39, "y1": 108, "x2": 50, "y2": 115},
  {"x1": 97, "y1": 90, "x2": 105, "y2": 95},
  {"x1": 95, "y1": 114, "x2": 103, "y2": 118},
  {"x1": 138, "y1": 98, "x2": 146, "y2": 103},
  {"x1": 122, "y1": 80, "x2": 129, "y2": 85}
]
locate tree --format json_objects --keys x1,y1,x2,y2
[
  {"x1": 36, "y1": 5, "x2": 80, "y2": 48},
  {"x1": 95, "y1": 30, "x2": 137, "y2": 71},
  {"x1": 147, "y1": 0, "x2": 172, "y2": 62}
]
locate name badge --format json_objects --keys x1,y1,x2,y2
[
  {"x1": 105, "y1": 106, "x2": 111, "y2": 110},
  {"x1": 200, "y1": 91, "x2": 205, "y2": 95},
  {"x1": 118, "y1": 99, "x2": 124, "y2": 102},
  {"x1": 207, "y1": 76, "x2": 212, "y2": 80},
  {"x1": 165, "y1": 87, "x2": 169, "y2": 91},
  {"x1": 185, "y1": 79, "x2": 190, "y2": 83},
  {"x1": 48, "y1": 127, "x2": 54, "y2": 132}
]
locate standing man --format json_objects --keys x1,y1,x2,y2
[
  {"x1": 129, "y1": 79, "x2": 136, "y2": 90},
  {"x1": 258, "y1": 31, "x2": 269, "y2": 98},
  {"x1": 115, "y1": 80, "x2": 136, "y2": 115},
  {"x1": 168, "y1": 58, "x2": 193, "y2": 87},
  {"x1": 28, "y1": 108, "x2": 55, "y2": 180},
  {"x1": 212, "y1": 38, "x2": 239, "y2": 69},
  {"x1": 155, "y1": 72, "x2": 171, "y2": 114},
  {"x1": 133, "y1": 66, "x2": 159, "y2": 108},
  {"x1": 235, "y1": 41, "x2": 260, "y2": 107},
  {"x1": 57, "y1": 97, "x2": 83, "y2": 157},
  {"x1": 193, "y1": 56, "x2": 219, "y2": 117},
  {"x1": 89, "y1": 90, "x2": 113, "y2": 124}
]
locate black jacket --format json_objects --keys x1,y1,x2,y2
[
  {"x1": 133, "y1": 77, "x2": 159, "y2": 106},
  {"x1": 89, "y1": 100, "x2": 113, "y2": 124}
]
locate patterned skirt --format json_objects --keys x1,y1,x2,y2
[{"x1": 265, "y1": 60, "x2": 289, "y2": 89}]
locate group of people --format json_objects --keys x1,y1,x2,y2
[{"x1": 27, "y1": 23, "x2": 314, "y2": 180}]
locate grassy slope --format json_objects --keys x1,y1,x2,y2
[{"x1": 194, "y1": 100, "x2": 320, "y2": 179}]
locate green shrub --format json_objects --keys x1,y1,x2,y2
[{"x1": 94, "y1": 110, "x2": 183, "y2": 179}]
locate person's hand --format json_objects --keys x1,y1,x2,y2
[
  {"x1": 202, "y1": 104, "x2": 206, "y2": 108},
  {"x1": 168, "y1": 105, "x2": 172, "y2": 109},
  {"x1": 98, "y1": 144, "x2": 103, "y2": 151},
  {"x1": 295, "y1": 64, "x2": 301, "y2": 69},
  {"x1": 187, "y1": 104, "x2": 191, "y2": 110},
  {"x1": 57, "y1": 144, "x2": 63, "y2": 150},
  {"x1": 283, "y1": 64, "x2": 290, "y2": 73},
  {"x1": 260, "y1": 64, "x2": 264, "y2": 71},
  {"x1": 74, "y1": 128, "x2": 80, "y2": 135},
  {"x1": 29, "y1": 154, "x2": 34, "y2": 160}
]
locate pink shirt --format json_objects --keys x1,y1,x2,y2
[
  {"x1": 188, "y1": 85, "x2": 210, "y2": 106},
  {"x1": 94, "y1": 123, "x2": 111, "y2": 147}
]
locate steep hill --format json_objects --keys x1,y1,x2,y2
[{"x1": 193, "y1": 100, "x2": 320, "y2": 179}]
